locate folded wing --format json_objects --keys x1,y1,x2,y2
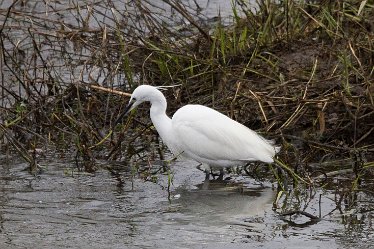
[{"x1": 172, "y1": 105, "x2": 278, "y2": 164}]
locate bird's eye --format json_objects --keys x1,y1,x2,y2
[{"x1": 132, "y1": 97, "x2": 137, "y2": 102}]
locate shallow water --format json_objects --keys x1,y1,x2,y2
[{"x1": 0, "y1": 155, "x2": 373, "y2": 249}]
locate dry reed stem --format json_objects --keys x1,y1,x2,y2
[{"x1": 85, "y1": 84, "x2": 131, "y2": 97}]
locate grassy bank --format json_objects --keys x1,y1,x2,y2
[{"x1": 0, "y1": 0, "x2": 373, "y2": 184}]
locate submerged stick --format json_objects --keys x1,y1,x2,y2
[{"x1": 280, "y1": 210, "x2": 321, "y2": 221}]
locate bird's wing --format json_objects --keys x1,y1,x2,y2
[{"x1": 172, "y1": 105, "x2": 277, "y2": 163}]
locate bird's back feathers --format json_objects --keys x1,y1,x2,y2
[{"x1": 171, "y1": 104, "x2": 278, "y2": 166}]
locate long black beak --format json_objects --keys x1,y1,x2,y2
[{"x1": 114, "y1": 101, "x2": 134, "y2": 127}]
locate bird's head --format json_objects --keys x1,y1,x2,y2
[{"x1": 114, "y1": 85, "x2": 162, "y2": 126}]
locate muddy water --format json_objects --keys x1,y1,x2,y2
[{"x1": 0, "y1": 154, "x2": 373, "y2": 249}]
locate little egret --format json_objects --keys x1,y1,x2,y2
[{"x1": 116, "y1": 85, "x2": 280, "y2": 179}]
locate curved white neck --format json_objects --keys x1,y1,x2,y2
[{"x1": 149, "y1": 96, "x2": 173, "y2": 148}]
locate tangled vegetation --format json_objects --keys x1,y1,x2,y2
[{"x1": 0, "y1": 0, "x2": 373, "y2": 190}]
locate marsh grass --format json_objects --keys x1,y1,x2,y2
[{"x1": 0, "y1": 0, "x2": 372, "y2": 187}]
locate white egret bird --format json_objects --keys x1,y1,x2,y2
[{"x1": 116, "y1": 85, "x2": 280, "y2": 179}]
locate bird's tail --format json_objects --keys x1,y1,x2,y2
[{"x1": 265, "y1": 138, "x2": 281, "y2": 155}]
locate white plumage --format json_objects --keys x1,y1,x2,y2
[{"x1": 120, "y1": 85, "x2": 280, "y2": 176}]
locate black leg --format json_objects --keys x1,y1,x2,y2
[
  {"x1": 205, "y1": 170, "x2": 210, "y2": 180},
  {"x1": 217, "y1": 168, "x2": 224, "y2": 181}
]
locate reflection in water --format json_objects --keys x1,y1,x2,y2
[{"x1": 0, "y1": 156, "x2": 373, "y2": 249}]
